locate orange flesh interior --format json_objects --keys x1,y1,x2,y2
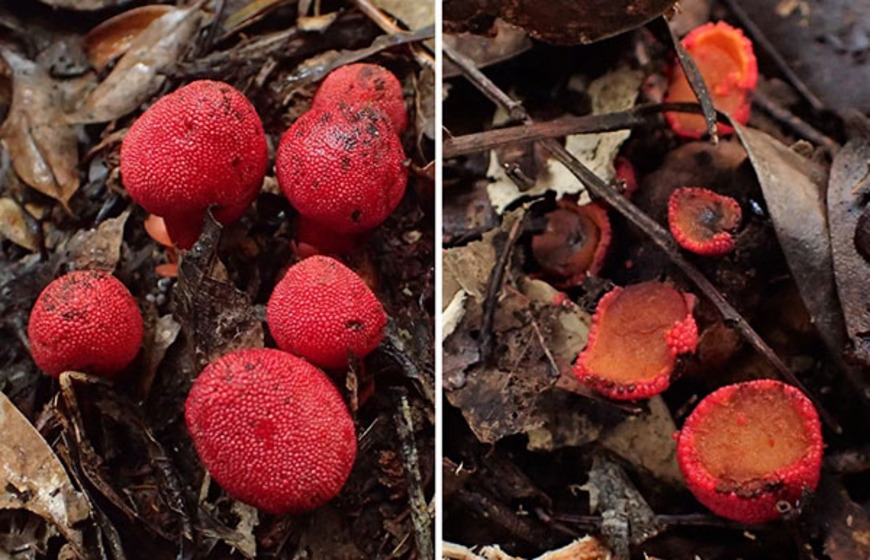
[
  {"x1": 533, "y1": 208, "x2": 601, "y2": 276},
  {"x1": 586, "y1": 283, "x2": 688, "y2": 383},
  {"x1": 666, "y1": 27, "x2": 753, "y2": 133},
  {"x1": 673, "y1": 191, "x2": 739, "y2": 242},
  {"x1": 694, "y1": 385, "x2": 810, "y2": 483}
]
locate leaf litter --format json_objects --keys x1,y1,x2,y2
[
  {"x1": 0, "y1": 1, "x2": 434, "y2": 558},
  {"x1": 443, "y1": 2, "x2": 870, "y2": 557}
]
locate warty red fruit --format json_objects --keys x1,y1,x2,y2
[
  {"x1": 185, "y1": 348, "x2": 357, "y2": 514},
  {"x1": 27, "y1": 270, "x2": 143, "y2": 378},
  {"x1": 120, "y1": 80, "x2": 268, "y2": 249}
]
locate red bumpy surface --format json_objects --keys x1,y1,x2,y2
[
  {"x1": 185, "y1": 348, "x2": 357, "y2": 514},
  {"x1": 275, "y1": 102, "x2": 408, "y2": 235},
  {"x1": 313, "y1": 63, "x2": 408, "y2": 132},
  {"x1": 28, "y1": 270, "x2": 143, "y2": 378},
  {"x1": 120, "y1": 80, "x2": 268, "y2": 249},
  {"x1": 267, "y1": 255, "x2": 387, "y2": 370},
  {"x1": 677, "y1": 379, "x2": 823, "y2": 523}
]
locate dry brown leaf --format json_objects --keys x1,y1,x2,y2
[
  {"x1": 373, "y1": 0, "x2": 435, "y2": 30},
  {"x1": 0, "y1": 49, "x2": 80, "y2": 210},
  {"x1": 600, "y1": 395, "x2": 682, "y2": 487},
  {"x1": 416, "y1": 65, "x2": 436, "y2": 141},
  {"x1": 223, "y1": 0, "x2": 291, "y2": 37},
  {"x1": 733, "y1": 123, "x2": 846, "y2": 359},
  {"x1": 173, "y1": 215, "x2": 264, "y2": 369},
  {"x1": 443, "y1": 20, "x2": 533, "y2": 78},
  {"x1": 0, "y1": 197, "x2": 39, "y2": 251},
  {"x1": 0, "y1": 391, "x2": 91, "y2": 556},
  {"x1": 83, "y1": 4, "x2": 176, "y2": 72},
  {"x1": 70, "y1": 5, "x2": 202, "y2": 123},
  {"x1": 828, "y1": 128, "x2": 870, "y2": 363},
  {"x1": 62, "y1": 209, "x2": 130, "y2": 271}
]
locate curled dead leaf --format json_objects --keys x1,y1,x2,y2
[
  {"x1": 0, "y1": 49, "x2": 80, "y2": 210},
  {"x1": 0, "y1": 391, "x2": 91, "y2": 556},
  {"x1": 62, "y1": 209, "x2": 130, "y2": 271},
  {"x1": 828, "y1": 129, "x2": 870, "y2": 363},
  {"x1": 83, "y1": 4, "x2": 176, "y2": 73},
  {"x1": 0, "y1": 197, "x2": 39, "y2": 251},
  {"x1": 733, "y1": 123, "x2": 846, "y2": 360},
  {"x1": 70, "y1": 5, "x2": 202, "y2": 123}
]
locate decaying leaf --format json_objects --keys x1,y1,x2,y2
[
  {"x1": 444, "y1": 0, "x2": 676, "y2": 45},
  {"x1": 198, "y1": 493, "x2": 259, "y2": 559},
  {"x1": 599, "y1": 395, "x2": 682, "y2": 487},
  {"x1": 809, "y1": 475, "x2": 870, "y2": 560},
  {"x1": 443, "y1": 211, "x2": 602, "y2": 444},
  {"x1": 0, "y1": 49, "x2": 80, "y2": 210},
  {"x1": 584, "y1": 454, "x2": 661, "y2": 558},
  {"x1": 83, "y1": 4, "x2": 176, "y2": 72},
  {"x1": 828, "y1": 127, "x2": 870, "y2": 363},
  {"x1": 733, "y1": 124, "x2": 847, "y2": 360},
  {"x1": 0, "y1": 390, "x2": 91, "y2": 556},
  {"x1": 0, "y1": 197, "x2": 39, "y2": 251},
  {"x1": 443, "y1": 19, "x2": 533, "y2": 78},
  {"x1": 416, "y1": 65, "x2": 436, "y2": 141},
  {"x1": 173, "y1": 215, "x2": 264, "y2": 369},
  {"x1": 70, "y1": 4, "x2": 202, "y2": 123},
  {"x1": 223, "y1": 0, "x2": 291, "y2": 38},
  {"x1": 61, "y1": 209, "x2": 130, "y2": 271},
  {"x1": 139, "y1": 313, "x2": 182, "y2": 398},
  {"x1": 487, "y1": 66, "x2": 642, "y2": 213}
]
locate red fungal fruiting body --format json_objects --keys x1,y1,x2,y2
[
  {"x1": 614, "y1": 156, "x2": 638, "y2": 199},
  {"x1": 185, "y1": 348, "x2": 357, "y2": 514},
  {"x1": 294, "y1": 215, "x2": 366, "y2": 257},
  {"x1": 275, "y1": 103, "x2": 407, "y2": 235},
  {"x1": 266, "y1": 255, "x2": 387, "y2": 369},
  {"x1": 120, "y1": 80, "x2": 268, "y2": 249},
  {"x1": 574, "y1": 281, "x2": 697, "y2": 400},
  {"x1": 312, "y1": 63, "x2": 407, "y2": 133},
  {"x1": 677, "y1": 379, "x2": 823, "y2": 523},
  {"x1": 28, "y1": 271, "x2": 143, "y2": 378},
  {"x1": 665, "y1": 22, "x2": 758, "y2": 138},
  {"x1": 531, "y1": 200, "x2": 611, "y2": 287},
  {"x1": 669, "y1": 187, "x2": 742, "y2": 256}
]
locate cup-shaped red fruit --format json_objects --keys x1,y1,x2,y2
[
  {"x1": 120, "y1": 80, "x2": 268, "y2": 249},
  {"x1": 664, "y1": 22, "x2": 758, "y2": 138},
  {"x1": 28, "y1": 270, "x2": 143, "y2": 378},
  {"x1": 267, "y1": 255, "x2": 387, "y2": 370},
  {"x1": 668, "y1": 187, "x2": 742, "y2": 256},
  {"x1": 275, "y1": 102, "x2": 407, "y2": 235},
  {"x1": 185, "y1": 348, "x2": 357, "y2": 514},
  {"x1": 574, "y1": 281, "x2": 698, "y2": 400},
  {"x1": 677, "y1": 379, "x2": 823, "y2": 523}
]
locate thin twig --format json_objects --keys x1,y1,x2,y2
[
  {"x1": 350, "y1": 0, "x2": 434, "y2": 69},
  {"x1": 391, "y1": 388, "x2": 434, "y2": 559},
  {"x1": 480, "y1": 210, "x2": 526, "y2": 365},
  {"x1": 720, "y1": 0, "x2": 824, "y2": 111},
  {"x1": 655, "y1": 17, "x2": 718, "y2": 142},
  {"x1": 444, "y1": 102, "x2": 726, "y2": 159},
  {"x1": 752, "y1": 89, "x2": 839, "y2": 154},
  {"x1": 442, "y1": 41, "x2": 841, "y2": 433}
]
